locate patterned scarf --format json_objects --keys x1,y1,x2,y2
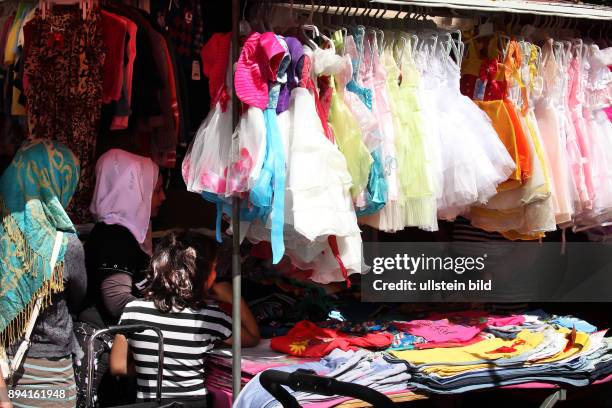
[{"x1": 0, "y1": 139, "x2": 79, "y2": 347}]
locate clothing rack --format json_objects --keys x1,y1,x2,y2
[
  {"x1": 375, "y1": 0, "x2": 612, "y2": 20},
  {"x1": 227, "y1": 0, "x2": 612, "y2": 403}
]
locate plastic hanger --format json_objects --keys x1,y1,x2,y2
[
  {"x1": 562, "y1": 40, "x2": 573, "y2": 67},
  {"x1": 447, "y1": 30, "x2": 462, "y2": 66},
  {"x1": 366, "y1": 27, "x2": 376, "y2": 62},
  {"x1": 301, "y1": 24, "x2": 320, "y2": 49},
  {"x1": 362, "y1": 4, "x2": 382, "y2": 50},
  {"x1": 336, "y1": 1, "x2": 349, "y2": 40},
  {"x1": 417, "y1": 32, "x2": 438, "y2": 66},
  {"x1": 408, "y1": 32, "x2": 419, "y2": 60},
  {"x1": 438, "y1": 32, "x2": 453, "y2": 69},
  {"x1": 395, "y1": 33, "x2": 409, "y2": 70},
  {"x1": 571, "y1": 38, "x2": 583, "y2": 58}
]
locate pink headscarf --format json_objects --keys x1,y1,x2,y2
[{"x1": 90, "y1": 149, "x2": 159, "y2": 255}]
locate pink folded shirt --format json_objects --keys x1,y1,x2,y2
[{"x1": 393, "y1": 319, "x2": 481, "y2": 343}]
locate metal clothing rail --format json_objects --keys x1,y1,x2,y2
[
  {"x1": 231, "y1": 0, "x2": 242, "y2": 401},
  {"x1": 227, "y1": 0, "x2": 611, "y2": 403},
  {"x1": 375, "y1": 0, "x2": 612, "y2": 20}
]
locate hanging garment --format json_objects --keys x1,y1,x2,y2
[
  {"x1": 0, "y1": 3, "x2": 17, "y2": 68},
  {"x1": 247, "y1": 34, "x2": 290, "y2": 264},
  {"x1": 183, "y1": 33, "x2": 234, "y2": 195},
  {"x1": 245, "y1": 38, "x2": 319, "y2": 278},
  {"x1": 574, "y1": 44, "x2": 612, "y2": 222},
  {"x1": 568, "y1": 54, "x2": 595, "y2": 210},
  {"x1": 345, "y1": 30, "x2": 374, "y2": 112},
  {"x1": 553, "y1": 42, "x2": 589, "y2": 216},
  {"x1": 104, "y1": 12, "x2": 137, "y2": 130},
  {"x1": 421, "y1": 41, "x2": 513, "y2": 221},
  {"x1": 101, "y1": 10, "x2": 127, "y2": 104},
  {"x1": 289, "y1": 49, "x2": 363, "y2": 283},
  {"x1": 3, "y1": 2, "x2": 29, "y2": 66},
  {"x1": 244, "y1": 41, "x2": 363, "y2": 284},
  {"x1": 350, "y1": 33, "x2": 387, "y2": 216},
  {"x1": 359, "y1": 35, "x2": 405, "y2": 232},
  {"x1": 387, "y1": 37, "x2": 437, "y2": 231},
  {"x1": 9, "y1": 6, "x2": 34, "y2": 117},
  {"x1": 328, "y1": 44, "x2": 372, "y2": 200},
  {"x1": 471, "y1": 108, "x2": 556, "y2": 238},
  {"x1": 535, "y1": 40, "x2": 575, "y2": 224},
  {"x1": 108, "y1": 5, "x2": 164, "y2": 131},
  {"x1": 460, "y1": 35, "x2": 507, "y2": 101},
  {"x1": 136, "y1": 10, "x2": 180, "y2": 168},
  {"x1": 289, "y1": 49, "x2": 359, "y2": 241},
  {"x1": 444, "y1": 51, "x2": 516, "y2": 197},
  {"x1": 24, "y1": 7, "x2": 104, "y2": 223}
]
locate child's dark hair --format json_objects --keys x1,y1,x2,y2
[{"x1": 144, "y1": 231, "x2": 218, "y2": 313}]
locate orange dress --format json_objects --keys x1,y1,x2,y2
[{"x1": 466, "y1": 38, "x2": 556, "y2": 239}]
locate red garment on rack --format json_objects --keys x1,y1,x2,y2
[
  {"x1": 101, "y1": 10, "x2": 127, "y2": 103},
  {"x1": 299, "y1": 53, "x2": 334, "y2": 142},
  {"x1": 460, "y1": 58, "x2": 507, "y2": 101},
  {"x1": 271, "y1": 321, "x2": 394, "y2": 358},
  {"x1": 201, "y1": 32, "x2": 231, "y2": 111}
]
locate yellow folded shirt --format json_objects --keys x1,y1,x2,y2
[{"x1": 390, "y1": 330, "x2": 544, "y2": 366}]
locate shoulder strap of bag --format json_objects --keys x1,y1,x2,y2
[{"x1": 8, "y1": 231, "x2": 64, "y2": 377}]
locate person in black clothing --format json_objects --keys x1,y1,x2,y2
[{"x1": 73, "y1": 148, "x2": 166, "y2": 408}]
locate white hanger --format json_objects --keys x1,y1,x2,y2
[
  {"x1": 397, "y1": 33, "x2": 410, "y2": 70},
  {"x1": 301, "y1": 24, "x2": 320, "y2": 49}
]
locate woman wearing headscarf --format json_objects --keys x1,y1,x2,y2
[
  {"x1": 0, "y1": 140, "x2": 87, "y2": 408},
  {"x1": 74, "y1": 149, "x2": 165, "y2": 407}
]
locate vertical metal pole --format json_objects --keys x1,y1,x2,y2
[{"x1": 231, "y1": 0, "x2": 242, "y2": 401}]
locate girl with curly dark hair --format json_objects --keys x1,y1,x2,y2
[{"x1": 109, "y1": 231, "x2": 260, "y2": 404}]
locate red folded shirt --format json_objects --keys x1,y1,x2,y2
[{"x1": 271, "y1": 321, "x2": 394, "y2": 358}]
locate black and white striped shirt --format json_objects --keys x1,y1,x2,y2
[{"x1": 119, "y1": 299, "x2": 233, "y2": 400}]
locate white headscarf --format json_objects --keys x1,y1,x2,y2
[{"x1": 90, "y1": 149, "x2": 159, "y2": 255}]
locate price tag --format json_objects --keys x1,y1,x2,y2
[{"x1": 192, "y1": 60, "x2": 201, "y2": 81}]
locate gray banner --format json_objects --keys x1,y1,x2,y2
[{"x1": 361, "y1": 242, "x2": 612, "y2": 302}]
